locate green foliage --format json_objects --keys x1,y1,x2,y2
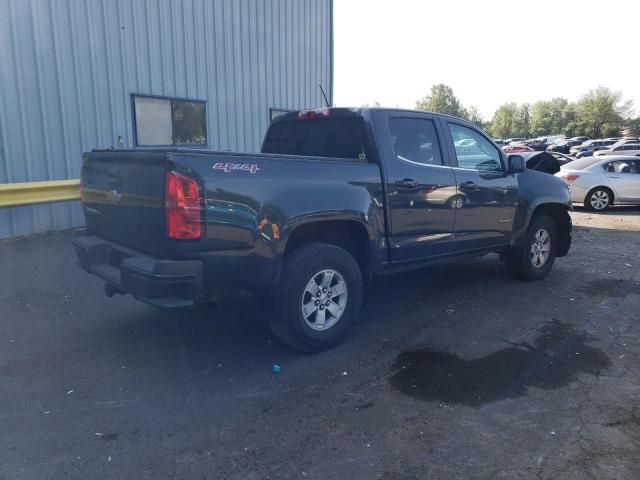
[
  {"x1": 488, "y1": 103, "x2": 528, "y2": 138},
  {"x1": 529, "y1": 98, "x2": 573, "y2": 136},
  {"x1": 574, "y1": 87, "x2": 632, "y2": 138},
  {"x1": 416, "y1": 84, "x2": 634, "y2": 140},
  {"x1": 626, "y1": 117, "x2": 640, "y2": 137},
  {"x1": 416, "y1": 84, "x2": 467, "y2": 119}
]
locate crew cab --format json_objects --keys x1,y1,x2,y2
[{"x1": 73, "y1": 108, "x2": 572, "y2": 351}]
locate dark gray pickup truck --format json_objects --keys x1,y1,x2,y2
[{"x1": 74, "y1": 107, "x2": 571, "y2": 351}]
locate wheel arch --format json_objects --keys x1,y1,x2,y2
[
  {"x1": 530, "y1": 203, "x2": 572, "y2": 257},
  {"x1": 585, "y1": 185, "x2": 615, "y2": 206},
  {"x1": 283, "y1": 219, "x2": 373, "y2": 279}
]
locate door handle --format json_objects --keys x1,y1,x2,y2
[
  {"x1": 459, "y1": 181, "x2": 480, "y2": 191},
  {"x1": 395, "y1": 178, "x2": 418, "y2": 188}
]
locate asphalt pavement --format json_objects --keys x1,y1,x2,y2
[{"x1": 1, "y1": 208, "x2": 639, "y2": 479}]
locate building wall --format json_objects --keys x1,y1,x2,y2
[{"x1": 0, "y1": 0, "x2": 333, "y2": 238}]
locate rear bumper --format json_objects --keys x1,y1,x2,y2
[
  {"x1": 568, "y1": 183, "x2": 590, "y2": 204},
  {"x1": 73, "y1": 233, "x2": 203, "y2": 308}
]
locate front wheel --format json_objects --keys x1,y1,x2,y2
[
  {"x1": 270, "y1": 242, "x2": 363, "y2": 352},
  {"x1": 584, "y1": 187, "x2": 612, "y2": 211},
  {"x1": 507, "y1": 215, "x2": 557, "y2": 281}
]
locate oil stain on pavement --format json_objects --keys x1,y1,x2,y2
[{"x1": 389, "y1": 320, "x2": 610, "y2": 407}]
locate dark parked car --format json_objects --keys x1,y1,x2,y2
[
  {"x1": 570, "y1": 136, "x2": 590, "y2": 143},
  {"x1": 548, "y1": 152, "x2": 575, "y2": 166},
  {"x1": 73, "y1": 108, "x2": 572, "y2": 351},
  {"x1": 547, "y1": 139, "x2": 582, "y2": 154},
  {"x1": 570, "y1": 139, "x2": 617, "y2": 156}
]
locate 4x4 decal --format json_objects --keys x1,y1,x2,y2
[{"x1": 213, "y1": 162, "x2": 260, "y2": 174}]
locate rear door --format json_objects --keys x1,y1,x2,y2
[
  {"x1": 374, "y1": 111, "x2": 457, "y2": 262},
  {"x1": 441, "y1": 119, "x2": 519, "y2": 251},
  {"x1": 603, "y1": 159, "x2": 640, "y2": 202}
]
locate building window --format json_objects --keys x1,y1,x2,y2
[
  {"x1": 270, "y1": 108, "x2": 292, "y2": 122},
  {"x1": 133, "y1": 95, "x2": 207, "y2": 146}
]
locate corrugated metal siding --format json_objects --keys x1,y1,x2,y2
[{"x1": 0, "y1": 0, "x2": 333, "y2": 238}]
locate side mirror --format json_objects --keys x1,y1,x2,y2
[{"x1": 508, "y1": 155, "x2": 525, "y2": 174}]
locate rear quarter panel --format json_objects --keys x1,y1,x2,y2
[{"x1": 170, "y1": 152, "x2": 385, "y2": 288}]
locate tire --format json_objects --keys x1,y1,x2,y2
[
  {"x1": 507, "y1": 215, "x2": 557, "y2": 281},
  {"x1": 446, "y1": 194, "x2": 466, "y2": 209},
  {"x1": 584, "y1": 187, "x2": 613, "y2": 211},
  {"x1": 269, "y1": 242, "x2": 363, "y2": 352}
]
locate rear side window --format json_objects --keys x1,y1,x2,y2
[
  {"x1": 604, "y1": 160, "x2": 639, "y2": 174},
  {"x1": 447, "y1": 123, "x2": 503, "y2": 172},
  {"x1": 262, "y1": 118, "x2": 368, "y2": 160},
  {"x1": 388, "y1": 118, "x2": 443, "y2": 166}
]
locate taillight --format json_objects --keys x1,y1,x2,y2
[
  {"x1": 298, "y1": 107, "x2": 330, "y2": 120},
  {"x1": 165, "y1": 171, "x2": 203, "y2": 240},
  {"x1": 562, "y1": 174, "x2": 580, "y2": 182}
]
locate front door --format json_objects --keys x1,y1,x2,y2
[
  {"x1": 441, "y1": 120, "x2": 519, "y2": 252},
  {"x1": 377, "y1": 113, "x2": 458, "y2": 262}
]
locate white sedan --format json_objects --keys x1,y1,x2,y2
[{"x1": 555, "y1": 155, "x2": 640, "y2": 211}]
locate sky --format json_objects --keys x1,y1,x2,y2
[{"x1": 333, "y1": 0, "x2": 640, "y2": 120}]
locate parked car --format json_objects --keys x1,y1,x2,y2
[
  {"x1": 506, "y1": 137, "x2": 526, "y2": 145},
  {"x1": 576, "y1": 149, "x2": 596, "y2": 159},
  {"x1": 610, "y1": 138, "x2": 640, "y2": 148},
  {"x1": 73, "y1": 107, "x2": 572, "y2": 352},
  {"x1": 570, "y1": 136, "x2": 590, "y2": 143},
  {"x1": 556, "y1": 155, "x2": 640, "y2": 210},
  {"x1": 594, "y1": 144, "x2": 640, "y2": 156},
  {"x1": 503, "y1": 145, "x2": 533, "y2": 153},
  {"x1": 548, "y1": 152, "x2": 575, "y2": 166},
  {"x1": 547, "y1": 139, "x2": 582, "y2": 154},
  {"x1": 570, "y1": 139, "x2": 617, "y2": 156}
]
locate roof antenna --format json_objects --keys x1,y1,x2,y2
[{"x1": 319, "y1": 84, "x2": 330, "y2": 107}]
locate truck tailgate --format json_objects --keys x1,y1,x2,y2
[{"x1": 81, "y1": 151, "x2": 172, "y2": 256}]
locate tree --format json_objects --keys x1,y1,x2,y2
[
  {"x1": 625, "y1": 117, "x2": 640, "y2": 137},
  {"x1": 464, "y1": 105, "x2": 486, "y2": 128},
  {"x1": 489, "y1": 103, "x2": 521, "y2": 138},
  {"x1": 416, "y1": 84, "x2": 466, "y2": 118},
  {"x1": 529, "y1": 98, "x2": 572, "y2": 136},
  {"x1": 575, "y1": 87, "x2": 633, "y2": 138},
  {"x1": 516, "y1": 103, "x2": 531, "y2": 139}
]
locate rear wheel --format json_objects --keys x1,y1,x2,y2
[
  {"x1": 269, "y1": 242, "x2": 363, "y2": 352},
  {"x1": 584, "y1": 187, "x2": 612, "y2": 211},
  {"x1": 507, "y1": 215, "x2": 557, "y2": 281}
]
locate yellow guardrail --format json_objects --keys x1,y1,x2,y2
[{"x1": 0, "y1": 179, "x2": 81, "y2": 207}]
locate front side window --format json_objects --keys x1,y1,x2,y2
[
  {"x1": 133, "y1": 95, "x2": 206, "y2": 146},
  {"x1": 388, "y1": 118, "x2": 443, "y2": 166},
  {"x1": 447, "y1": 123, "x2": 502, "y2": 172}
]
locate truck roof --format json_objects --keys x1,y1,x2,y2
[{"x1": 273, "y1": 107, "x2": 474, "y2": 125}]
